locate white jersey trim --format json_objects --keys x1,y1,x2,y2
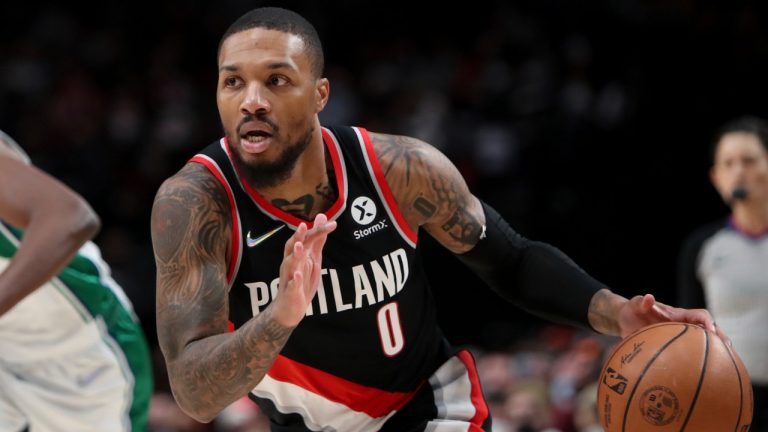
[
  {"x1": 251, "y1": 374, "x2": 395, "y2": 432},
  {"x1": 428, "y1": 356, "x2": 477, "y2": 424}
]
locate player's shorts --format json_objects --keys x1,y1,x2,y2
[
  {"x1": 254, "y1": 349, "x2": 492, "y2": 432},
  {"x1": 380, "y1": 349, "x2": 492, "y2": 432},
  {"x1": 0, "y1": 336, "x2": 149, "y2": 432}
]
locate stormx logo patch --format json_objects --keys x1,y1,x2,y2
[
  {"x1": 351, "y1": 196, "x2": 377, "y2": 225},
  {"x1": 354, "y1": 220, "x2": 388, "y2": 240},
  {"x1": 351, "y1": 196, "x2": 388, "y2": 239}
]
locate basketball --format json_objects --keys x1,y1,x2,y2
[{"x1": 597, "y1": 322, "x2": 753, "y2": 431}]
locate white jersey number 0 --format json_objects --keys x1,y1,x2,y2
[{"x1": 377, "y1": 302, "x2": 404, "y2": 356}]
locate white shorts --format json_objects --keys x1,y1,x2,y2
[{"x1": 0, "y1": 339, "x2": 134, "y2": 432}]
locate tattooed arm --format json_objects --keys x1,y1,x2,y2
[
  {"x1": 368, "y1": 133, "x2": 483, "y2": 253},
  {"x1": 369, "y1": 133, "x2": 716, "y2": 337},
  {"x1": 151, "y1": 163, "x2": 335, "y2": 422}
]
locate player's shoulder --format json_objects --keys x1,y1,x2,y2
[
  {"x1": 365, "y1": 131, "x2": 449, "y2": 172},
  {"x1": 367, "y1": 131, "x2": 433, "y2": 154},
  {"x1": 154, "y1": 161, "x2": 225, "y2": 204}
]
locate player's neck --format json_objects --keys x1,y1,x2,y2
[
  {"x1": 732, "y1": 201, "x2": 768, "y2": 235},
  {"x1": 259, "y1": 130, "x2": 337, "y2": 221}
]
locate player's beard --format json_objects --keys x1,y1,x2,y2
[{"x1": 228, "y1": 125, "x2": 314, "y2": 190}]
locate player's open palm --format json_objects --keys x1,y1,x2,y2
[{"x1": 271, "y1": 214, "x2": 336, "y2": 327}]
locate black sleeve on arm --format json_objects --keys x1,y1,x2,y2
[{"x1": 453, "y1": 201, "x2": 605, "y2": 330}]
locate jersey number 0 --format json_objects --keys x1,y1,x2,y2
[{"x1": 377, "y1": 302, "x2": 404, "y2": 356}]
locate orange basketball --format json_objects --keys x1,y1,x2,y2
[{"x1": 597, "y1": 322, "x2": 753, "y2": 431}]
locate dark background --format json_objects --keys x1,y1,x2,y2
[{"x1": 1, "y1": 0, "x2": 766, "y2": 350}]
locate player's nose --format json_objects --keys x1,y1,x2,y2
[{"x1": 240, "y1": 82, "x2": 271, "y2": 115}]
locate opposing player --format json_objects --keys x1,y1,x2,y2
[{"x1": 0, "y1": 130, "x2": 152, "y2": 431}]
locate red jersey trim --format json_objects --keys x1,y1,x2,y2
[
  {"x1": 267, "y1": 354, "x2": 419, "y2": 418},
  {"x1": 355, "y1": 127, "x2": 418, "y2": 247},
  {"x1": 457, "y1": 350, "x2": 490, "y2": 430},
  {"x1": 188, "y1": 154, "x2": 242, "y2": 285},
  {"x1": 221, "y1": 132, "x2": 348, "y2": 230}
]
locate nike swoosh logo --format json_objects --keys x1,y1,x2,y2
[{"x1": 246, "y1": 225, "x2": 286, "y2": 248}]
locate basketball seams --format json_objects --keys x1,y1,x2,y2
[
  {"x1": 599, "y1": 323, "x2": 752, "y2": 431},
  {"x1": 722, "y1": 338, "x2": 747, "y2": 432},
  {"x1": 620, "y1": 324, "x2": 690, "y2": 432},
  {"x1": 600, "y1": 323, "x2": 677, "y2": 375},
  {"x1": 679, "y1": 328, "x2": 709, "y2": 431}
]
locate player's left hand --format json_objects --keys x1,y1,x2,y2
[{"x1": 617, "y1": 294, "x2": 731, "y2": 346}]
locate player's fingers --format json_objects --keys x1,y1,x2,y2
[
  {"x1": 291, "y1": 269, "x2": 303, "y2": 293},
  {"x1": 306, "y1": 222, "x2": 336, "y2": 258},
  {"x1": 691, "y1": 309, "x2": 716, "y2": 333},
  {"x1": 280, "y1": 240, "x2": 305, "y2": 277},
  {"x1": 304, "y1": 214, "x2": 336, "y2": 244},
  {"x1": 313, "y1": 212, "x2": 327, "y2": 227},
  {"x1": 307, "y1": 252, "x2": 324, "y2": 291},
  {"x1": 714, "y1": 323, "x2": 733, "y2": 347},
  {"x1": 301, "y1": 255, "x2": 316, "y2": 296},
  {"x1": 302, "y1": 213, "x2": 327, "y2": 240},
  {"x1": 284, "y1": 223, "x2": 308, "y2": 257},
  {"x1": 288, "y1": 249, "x2": 310, "y2": 288},
  {"x1": 662, "y1": 303, "x2": 715, "y2": 333},
  {"x1": 641, "y1": 294, "x2": 656, "y2": 312},
  {"x1": 294, "y1": 240, "x2": 306, "y2": 260}
]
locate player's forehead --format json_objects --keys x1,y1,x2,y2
[{"x1": 218, "y1": 27, "x2": 310, "y2": 73}]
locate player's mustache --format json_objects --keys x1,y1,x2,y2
[{"x1": 237, "y1": 114, "x2": 279, "y2": 135}]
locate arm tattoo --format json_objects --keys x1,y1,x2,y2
[
  {"x1": 372, "y1": 132, "x2": 484, "y2": 251},
  {"x1": 441, "y1": 207, "x2": 484, "y2": 244},
  {"x1": 152, "y1": 163, "x2": 231, "y2": 323},
  {"x1": 152, "y1": 163, "x2": 293, "y2": 420},
  {"x1": 413, "y1": 196, "x2": 437, "y2": 218},
  {"x1": 173, "y1": 308, "x2": 294, "y2": 420},
  {"x1": 373, "y1": 133, "x2": 416, "y2": 184},
  {"x1": 587, "y1": 289, "x2": 620, "y2": 335}
]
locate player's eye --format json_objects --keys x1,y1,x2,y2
[
  {"x1": 268, "y1": 75, "x2": 288, "y2": 86},
  {"x1": 224, "y1": 76, "x2": 242, "y2": 87}
]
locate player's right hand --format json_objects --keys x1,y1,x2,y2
[{"x1": 271, "y1": 213, "x2": 337, "y2": 327}]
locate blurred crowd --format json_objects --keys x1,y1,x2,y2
[{"x1": 2, "y1": 1, "x2": 767, "y2": 431}]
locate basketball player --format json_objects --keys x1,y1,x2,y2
[
  {"x1": 678, "y1": 115, "x2": 768, "y2": 430},
  {"x1": 151, "y1": 7, "x2": 719, "y2": 431},
  {"x1": 0, "y1": 130, "x2": 153, "y2": 432}
]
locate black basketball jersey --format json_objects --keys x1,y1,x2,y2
[{"x1": 191, "y1": 126, "x2": 453, "y2": 430}]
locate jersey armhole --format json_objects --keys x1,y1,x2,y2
[
  {"x1": 188, "y1": 155, "x2": 242, "y2": 286},
  {"x1": 354, "y1": 127, "x2": 418, "y2": 248}
]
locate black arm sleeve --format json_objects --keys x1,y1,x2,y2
[
  {"x1": 453, "y1": 201, "x2": 605, "y2": 330},
  {"x1": 676, "y1": 221, "x2": 722, "y2": 309}
]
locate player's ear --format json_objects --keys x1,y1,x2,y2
[{"x1": 315, "y1": 78, "x2": 329, "y2": 113}]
